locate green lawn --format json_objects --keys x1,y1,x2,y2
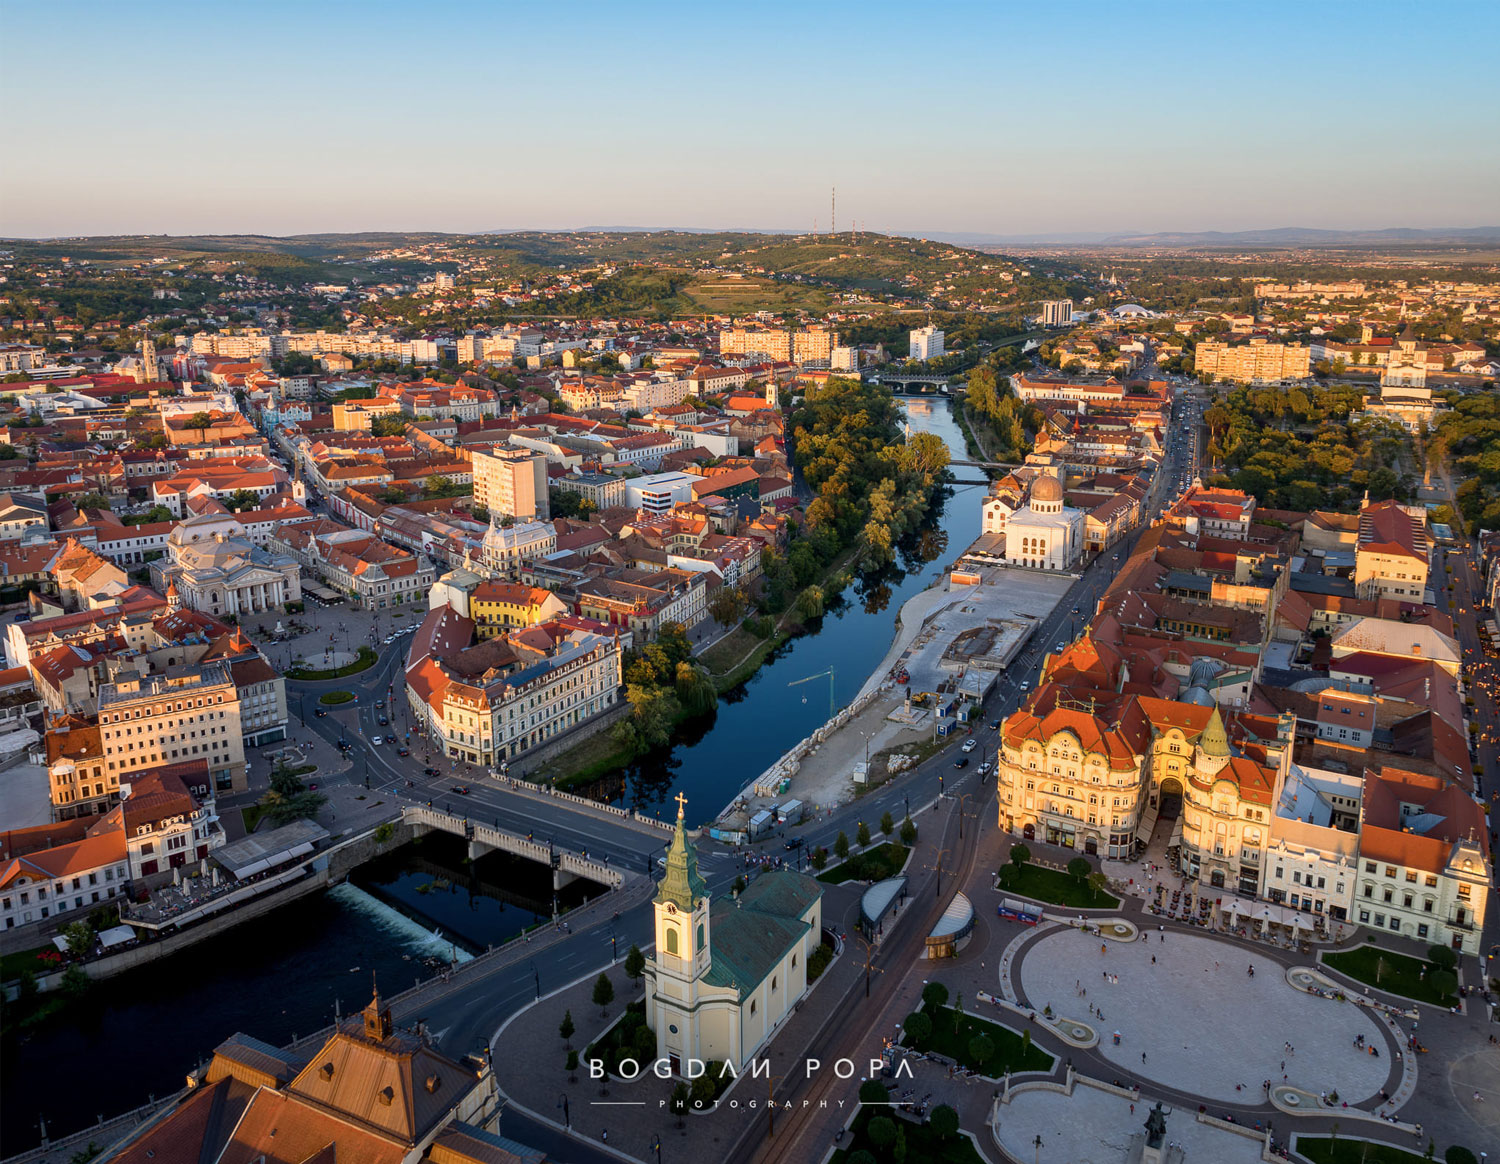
[
  {"x1": 1295, "y1": 1136, "x2": 1430, "y2": 1164},
  {"x1": 318, "y1": 689, "x2": 356, "y2": 705},
  {"x1": 818, "y1": 842, "x2": 910, "y2": 884},
  {"x1": 0, "y1": 946, "x2": 60, "y2": 982},
  {"x1": 1322, "y1": 945, "x2": 1458, "y2": 1006},
  {"x1": 996, "y1": 863, "x2": 1118, "y2": 909},
  {"x1": 903, "y1": 1004, "x2": 1053, "y2": 1076},
  {"x1": 241, "y1": 805, "x2": 268, "y2": 834},
  {"x1": 289, "y1": 646, "x2": 377, "y2": 681}
]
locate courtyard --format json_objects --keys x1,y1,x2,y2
[{"x1": 1016, "y1": 927, "x2": 1393, "y2": 1105}]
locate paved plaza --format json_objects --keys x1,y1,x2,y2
[
  {"x1": 1016, "y1": 927, "x2": 1392, "y2": 1104},
  {"x1": 994, "y1": 1083, "x2": 1266, "y2": 1164}
]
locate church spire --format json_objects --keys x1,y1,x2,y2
[{"x1": 656, "y1": 792, "x2": 707, "y2": 911}]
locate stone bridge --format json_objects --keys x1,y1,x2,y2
[{"x1": 402, "y1": 805, "x2": 628, "y2": 892}]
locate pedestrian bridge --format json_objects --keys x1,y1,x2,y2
[{"x1": 403, "y1": 805, "x2": 628, "y2": 891}]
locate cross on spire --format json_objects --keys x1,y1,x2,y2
[{"x1": 675, "y1": 791, "x2": 688, "y2": 819}]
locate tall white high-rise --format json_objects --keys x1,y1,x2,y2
[
  {"x1": 909, "y1": 325, "x2": 944, "y2": 362},
  {"x1": 1042, "y1": 300, "x2": 1074, "y2": 328}
]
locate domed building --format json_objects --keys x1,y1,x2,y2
[{"x1": 1004, "y1": 470, "x2": 1084, "y2": 571}]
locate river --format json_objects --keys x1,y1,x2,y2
[
  {"x1": 593, "y1": 396, "x2": 983, "y2": 817},
  {"x1": 0, "y1": 397, "x2": 977, "y2": 1150}
]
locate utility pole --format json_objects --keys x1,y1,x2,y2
[{"x1": 831, "y1": 186, "x2": 836, "y2": 237}]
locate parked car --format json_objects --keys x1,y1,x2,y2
[
  {"x1": 978, "y1": 762, "x2": 993, "y2": 776},
  {"x1": 376, "y1": 700, "x2": 385, "y2": 709}
]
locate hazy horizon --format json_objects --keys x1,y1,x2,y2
[{"x1": 3, "y1": 0, "x2": 1497, "y2": 238}]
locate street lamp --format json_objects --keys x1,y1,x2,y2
[
  {"x1": 531, "y1": 961, "x2": 540, "y2": 1001},
  {"x1": 557, "y1": 1093, "x2": 570, "y2": 1130},
  {"x1": 930, "y1": 847, "x2": 951, "y2": 900},
  {"x1": 956, "y1": 793, "x2": 974, "y2": 841},
  {"x1": 651, "y1": 1134, "x2": 662, "y2": 1164},
  {"x1": 854, "y1": 933, "x2": 883, "y2": 999}
]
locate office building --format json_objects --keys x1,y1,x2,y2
[{"x1": 1042, "y1": 300, "x2": 1074, "y2": 327}]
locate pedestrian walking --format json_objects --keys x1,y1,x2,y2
[{"x1": 1141, "y1": 1052, "x2": 1147, "y2": 1064}]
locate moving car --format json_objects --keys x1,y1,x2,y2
[
  {"x1": 953, "y1": 757, "x2": 970, "y2": 769},
  {"x1": 397, "y1": 747, "x2": 410, "y2": 756},
  {"x1": 961, "y1": 738, "x2": 978, "y2": 753},
  {"x1": 372, "y1": 736, "x2": 383, "y2": 746}
]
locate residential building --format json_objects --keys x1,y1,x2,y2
[
  {"x1": 470, "y1": 581, "x2": 569, "y2": 638},
  {"x1": 1194, "y1": 338, "x2": 1311, "y2": 383},
  {"x1": 46, "y1": 715, "x2": 114, "y2": 820},
  {"x1": 719, "y1": 328, "x2": 791, "y2": 363},
  {"x1": 471, "y1": 447, "x2": 549, "y2": 521},
  {"x1": 97, "y1": 661, "x2": 247, "y2": 794},
  {"x1": 405, "y1": 605, "x2": 622, "y2": 766},
  {"x1": 230, "y1": 654, "x2": 289, "y2": 746},
  {"x1": 909, "y1": 325, "x2": 945, "y2": 362},
  {"x1": 1041, "y1": 300, "x2": 1074, "y2": 327},
  {"x1": 0, "y1": 819, "x2": 129, "y2": 931},
  {"x1": 1355, "y1": 498, "x2": 1430, "y2": 602},
  {"x1": 1356, "y1": 765, "x2": 1490, "y2": 954},
  {"x1": 0, "y1": 493, "x2": 48, "y2": 541},
  {"x1": 117, "y1": 762, "x2": 224, "y2": 880},
  {"x1": 792, "y1": 326, "x2": 834, "y2": 368}
]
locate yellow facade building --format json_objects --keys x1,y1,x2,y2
[{"x1": 1194, "y1": 338, "x2": 1310, "y2": 383}]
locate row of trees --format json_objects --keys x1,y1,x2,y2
[
  {"x1": 792, "y1": 377, "x2": 951, "y2": 572},
  {"x1": 1432, "y1": 390, "x2": 1500, "y2": 532},
  {"x1": 612, "y1": 622, "x2": 717, "y2": 757}
]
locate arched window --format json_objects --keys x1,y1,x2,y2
[
  {"x1": 696, "y1": 923, "x2": 704, "y2": 950},
  {"x1": 666, "y1": 928, "x2": 678, "y2": 956}
]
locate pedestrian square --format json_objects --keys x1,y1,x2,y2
[{"x1": 1016, "y1": 928, "x2": 1390, "y2": 1103}]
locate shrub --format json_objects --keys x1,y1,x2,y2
[
  {"x1": 904, "y1": 1011, "x2": 932, "y2": 1045},
  {"x1": 808, "y1": 942, "x2": 834, "y2": 981},
  {"x1": 922, "y1": 981, "x2": 950, "y2": 1010},
  {"x1": 859, "y1": 1079, "x2": 890, "y2": 1105},
  {"x1": 1427, "y1": 945, "x2": 1458, "y2": 971},
  {"x1": 1445, "y1": 1146, "x2": 1478, "y2": 1164}
]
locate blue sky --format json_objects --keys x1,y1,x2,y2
[{"x1": 2, "y1": 0, "x2": 1496, "y2": 238}]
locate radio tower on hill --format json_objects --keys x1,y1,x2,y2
[{"x1": 831, "y1": 186, "x2": 836, "y2": 237}]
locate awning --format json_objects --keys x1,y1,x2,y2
[
  {"x1": 97, "y1": 924, "x2": 137, "y2": 949},
  {"x1": 236, "y1": 858, "x2": 272, "y2": 877}
]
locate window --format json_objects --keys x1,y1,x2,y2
[
  {"x1": 1364, "y1": 862, "x2": 1376, "y2": 874},
  {"x1": 666, "y1": 928, "x2": 678, "y2": 956},
  {"x1": 1388, "y1": 917, "x2": 1401, "y2": 932},
  {"x1": 1404, "y1": 870, "x2": 1417, "y2": 883}
]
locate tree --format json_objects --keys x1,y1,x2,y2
[
  {"x1": 60, "y1": 964, "x2": 92, "y2": 998},
  {"x1": 929, "y1": 1104, "x2": 959, "y2": 1141},
  {"x1": 867, "y1": 1116, "x2": 898, "y2": 1151},
  {"x1": 847, "y1": 1152, "x2": 877, "y2": 1164},
  {"x1": 859, "y1": 1079, "x2": 890, "y2": 1105},
  {"x1": 879, "y1": 810, "x2": 894, "y2": 837},
  {"x1": 921, "y1": 981, "x2": 949, "y2": 1010},
  {"x1": 592, "y1": 972, "x2": 614, "y2": 1016},
  {"x1": 370, "y1": 415, "x2": 407, "y2": 437},
  {"x1": 795, "y1": 585, "x2": 824, "y2": 621},
  {"x1": 72, "y1": 492, "x2": 111, "y2": 511},
  {"x1": 226, "y1": 488, "x2": 261, "y2": 512},
  {"x1": 903, "y1": 1011, "x2": 932, "y2": 1046},
  {"x1": 1087, "y1": 871, "x2": 1110, "y2": 901},
  {"x1": 559, "y1": 1009, "x2": 575, "y2": 1045},
  {"x1": 856, "y1": 820, "x2": 872, "y2": 847},
  {"x1": 899, "y1": 816, "x2": 917, "y2": 845},
  {"x1": 184, "y1": 411, "x2": 214, "y2": 431},
  {"x1": 708, "y1": 585, "x2": 748, "y2": 629},
  {"x1": 1427, "y1": 969, "x2": 1457, "y2": 1000},
  {"x1": 968, "y1": 1034, "x2": 994, "y2": 1068},
  {"x1": 834, "y1": 831, "x2": 850, "y2": 860},
  {"x1": 1067, "y1": 857, "x2": 1092, "y2": 882},
  {"x1": 809, "y1": 846, "x2": 828, "y2": 871},
  {"x1": 689, "y1": 1070, "x2": 717, "y2": 1108},
  {"x1": 565, "y1": 1049, "x2": 579, "y2": 1082},
  {"x1": 1445, "y1": 1146, "x2": 1479, "y2": 1164},
  {"x1": 62, "y1": 920, "x2": 95, "y2": 958},
  {"x1": 425, "y1": 474, "x2": 460, "y2": 497},
  {"x1": 623, "y1": 945, "x2": 646, "y2": 982},
  {"x1": 670, "y1": 1082, "x2": 690, "y2": 1126},
  {"x1": 1427, "y1": 945, "x2": 1458, "y2": 971},
  {"x1": 1010, "y1": 844, "x2": 1031, "y2": 870}
]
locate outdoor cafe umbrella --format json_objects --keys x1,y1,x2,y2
[{"x1": 1292, "y1": 913, "x2": 1312, "y2": 932}]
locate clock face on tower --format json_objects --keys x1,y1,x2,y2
[{"x1": 665, "y1": 903, "x2": 677, "y2": 915}]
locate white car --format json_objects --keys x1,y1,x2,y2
[
  {"x1": 978, "y1": 761, "x2": 994, "y2": 776},
  {"x1": 962, "y1": 738, "x2": 978, "y2": 753},
  {"x1": 372, "y1": 736, "x2": 383, "y2": 746}
]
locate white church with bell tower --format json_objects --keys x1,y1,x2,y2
[{"x1": 644, "y1": 793, "x2": 823, "y2": 1076}]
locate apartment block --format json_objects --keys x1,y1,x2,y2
[
  {"x1": 1194, "y1": 338, "x2": 1311, "y2": 383},
  {"x1": 471, "y1": 447, "x2": 549, "y2": 521},
  {"x1": 96, "y1": 662, "x2": 247, "y2": 794}
]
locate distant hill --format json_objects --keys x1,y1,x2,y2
[{"x1": 933, "y1": 226, "x2": 1500, "y2": 248}]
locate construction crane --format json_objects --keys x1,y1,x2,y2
[{"x1": 788, "y1": 667, "x2": 838, "y2": 720}]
